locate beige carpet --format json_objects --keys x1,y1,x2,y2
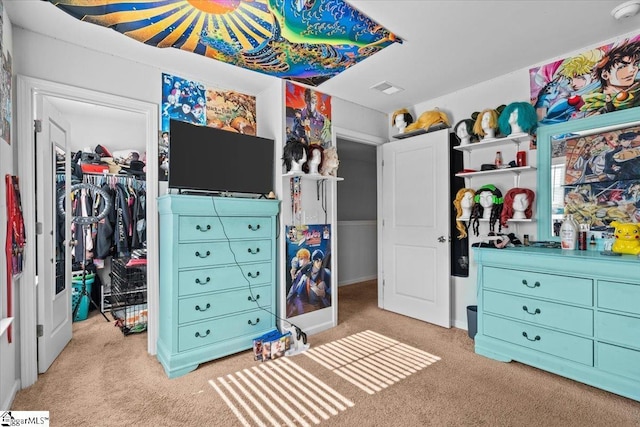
[{"x1": 11, "y1": 280, "x2": 640, "y2": 426}]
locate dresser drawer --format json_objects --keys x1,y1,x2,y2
[
  {"x1": 483, "y1": 314, "x2": 593, "y2": 365},
  {"x1": 179, "y1": 240, "x2": 271, "y2": 268},
  {"x1": 596, "y1": 312, "x2": 640, "y2": 350},
  {"x1": 178, "y1": 309, "x2": 270, "y2": 352},
  {"x1": 178, "y1": 285, "x2": 272, "y2": 324},
  {"x1": 179, "y1": 216, "x2": 272, "y2": 242},
  {"x1": 598, "y1": 280, "x2": 640, "y2": 316},
  {"x1": 597, "y1": 343, "x2": 640, "y2": 381},
  {"x1": 483, "y1": 267, "x2": 593, "y2": 306},
  {"x1": 483, "y1": 290, "x2": 593, "y2": 336},
  {"x1": 178, "y1": 262, "x2": 271, "y2": 297}
]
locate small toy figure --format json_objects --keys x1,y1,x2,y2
[
  {"x1": 610, "y1": 221, "x2": 640, "y2": 255},
  {"x1": 404, "y1": 109, "x2": 450, "y2": 133},
  {"x1": 320, "y1": 146, "x2": 339, "y2": 177}
]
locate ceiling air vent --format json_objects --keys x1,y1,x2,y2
[{"x1": 370, "y1": 81, "x2": 404, "y2": 95}]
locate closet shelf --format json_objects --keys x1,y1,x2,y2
[{"x1": 453, "y1": 134, "x2": 530, "y2": 152}]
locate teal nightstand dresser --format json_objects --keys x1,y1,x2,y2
[
  {"x1": 474, "y1": 247, "x2": 640, "y2": 402},
  {"x1": 157, "y1": 195, "x2": 280, "y2": 378}
]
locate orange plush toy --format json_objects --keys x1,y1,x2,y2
[{"x1": 610, "y1": 221, "x2": 640, "y2": 255}]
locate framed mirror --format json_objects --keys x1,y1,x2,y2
[{"x1": 537, "y1": 108, "x2": 640, "y2": 242}]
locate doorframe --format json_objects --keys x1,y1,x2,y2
[{"x1": 17, "y1": 75, "x2": 159, "y2": 388}]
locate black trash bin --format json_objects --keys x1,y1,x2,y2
[{"x1": 467, "y1": 305, "x2": 477, "y2": 339}]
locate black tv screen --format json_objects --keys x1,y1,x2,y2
[{"x1": 168, "y1": 119, "x2": 274, "y2": 196}]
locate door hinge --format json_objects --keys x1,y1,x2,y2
[
  {"x1": 37, "y1": 324, "x2": 44, "y2": 337},
  {"x1": 35, "y1": 222, "x2": 43, "y2": 235},
  {"x1": 34, "y1": 119, "x2": 42, "y2": 133}
]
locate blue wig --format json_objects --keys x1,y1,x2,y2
[{"x1": 498, "y1": 102, "x2": 538, "y2": 136}]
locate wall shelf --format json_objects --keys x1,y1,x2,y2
[
  {"x1": 453, "y1": 134, "x2": 530, "y2": 152},
  {"x1": 283, "y1": 172, "x2": 344, "y2": 182},
  {"x1": 455, "y1": 165, "x2": 536, "y2": 178}
]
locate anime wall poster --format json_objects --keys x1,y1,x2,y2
[
  {"x1": 285, "y1": 82, "x2": 332, "y2": 148},
  {"x1": 562, "y1": 125, "x2": 640, "y2": 226},
  {"x1": 161, "y1": 73, "x2": 207, "y2": 131},
  {"x1": 285, "y1": 224, "x2": 332, "y2": 319},
  {"x1": 530, "y1": 34, "x2": 640, "y2": 126}
]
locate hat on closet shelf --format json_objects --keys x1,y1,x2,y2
[
  {"x1": 100, "y1": 157, "x2": 121, "y2": 174},
  {"x1": 119, "y1": 159, "x2": 146, "y2": 179}
]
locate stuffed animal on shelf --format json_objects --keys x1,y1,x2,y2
[
  {"x1": 320, "y1": 146, "x2": 339, "y2": 177},
  {"x1": 610, "y1": 221, "x2": 640, "y2": 255},
  {"x1": 404, "y1": 109, "x2": 450, "y2": 133}
]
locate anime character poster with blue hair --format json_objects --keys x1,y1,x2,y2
[
  {"x1": 161, "y1": 73, "x2": 207, "y2": 132},
  {"x1": 285, "y1": 224, "x2": 332, "y2": 319},
  {"x1": 530, "y1": 34, "x2": 640, "y2": 128}
]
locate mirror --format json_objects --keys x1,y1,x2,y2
[{"x1": 537, "y1": 108, "x2": 640, "y2": 241}]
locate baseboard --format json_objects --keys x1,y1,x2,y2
[
  {"x1": 1, "y1": 378, "x2": 20, "y2": 411},
  {"x1": 452, "y1": 318, "x2": 468, "y2": 331},
  {"x1": 338, "y1": 275, "x2": 377, "y2": 286}
]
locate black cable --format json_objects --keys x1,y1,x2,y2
[{"x1": 210, "y1": 196, "x2": 305, "y2": 334}]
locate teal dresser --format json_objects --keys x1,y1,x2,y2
[
  {"x1": 474, "y1": 247, "x2": 640, "y2": 401},
  {"x1": 157, "y1": 195, "x2": 280, "y2": 378}
]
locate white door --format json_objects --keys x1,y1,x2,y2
[
  {"x1": 381, "y1": 130, "x2": 451, "y2": 327},
  {"x1": 36, "y1": 96, "x2": 73, "y2": 373}
]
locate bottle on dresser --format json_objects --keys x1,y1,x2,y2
[{"x1": 560, "y1": 214, "x2": 578, "y2": 250}]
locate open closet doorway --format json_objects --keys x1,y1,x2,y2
[
  {"x1": 334, "y1": 134, "x2": 380, "y2": 299},
  {"x1": 17, "y1": 76, "x2": 159, "y2": 387}
]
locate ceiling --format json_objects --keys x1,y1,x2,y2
[{"x1": 5, "y1": 1, "x2": 640, "y2": 115}]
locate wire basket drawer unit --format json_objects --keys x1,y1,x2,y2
[{"x1": 110, "y1": 257, "x2": 147, "y2": 335}]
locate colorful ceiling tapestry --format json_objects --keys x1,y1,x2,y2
[{"x1": 49, "y1": 0, "x2": 401, "y2": 86}]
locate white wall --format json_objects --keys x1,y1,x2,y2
[
  {"x1": 396, "y1": 28, "x2": 640, "y2": 331},
  {"x1": 0, "y1": 6, "x2": 18, "y2": 410}
]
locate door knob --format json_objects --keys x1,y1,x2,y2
[{"x1": 438, "y1": 236, "x2": 447, "y2": 243}]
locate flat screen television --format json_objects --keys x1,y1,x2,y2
[{"x1": 168, "y1": 119, "x2": 275, "y2": 196}]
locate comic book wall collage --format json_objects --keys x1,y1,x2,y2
[{"x1": 530, "y1": 33, "x2": 640, "y2": 228}]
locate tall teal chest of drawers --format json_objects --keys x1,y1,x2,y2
[
  {"x1": 157, "y1": 195, "x2": 280, "y2": 378},
  {"x1": 474, "y1": 247, "x2": 640, "y2": 402}
]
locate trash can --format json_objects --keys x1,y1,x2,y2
[{"x1": 466, "y1": 305, "x2": 477, "y2": 339}]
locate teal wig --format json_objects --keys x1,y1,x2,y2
[{"x1": 498, "y1": 102, "x2": 538, "y2": 136}]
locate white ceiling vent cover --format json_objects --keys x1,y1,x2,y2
[{"x1": 370, "y1": 81, "x2": 404, "y2": 95}]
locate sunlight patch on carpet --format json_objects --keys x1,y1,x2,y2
[
  {"x1": 303, "y1": 330, "x2": 441, "y2": 395},
  {"x1": 209, "y1": 357, "x2": 354, "y2": 427}
]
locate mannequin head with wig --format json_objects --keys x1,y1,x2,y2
[
  {"x1": 498, "y1": 102, "x2": 538, "y2": 137},
  {"x1": 501, "y1": 187, "x2": 535, "y2": 228},
  {"x1": 470, "y1": 184, "x2": 503, "y2": 236},
  {"x1": 473, "y1": 109, "x2": 499, "y2": 139},
  {"x1": 453, "y1": 188, "x2": 475, "y2": 239}
]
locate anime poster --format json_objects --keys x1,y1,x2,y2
[
  {"x1": 161, "y1": 73, "x2": 207, "y2": 132},
  {"x1": 285, "y1": 224, "x2": 332, "y2": 319},
  {"x1": 205, "y1": 89, "x2": 257, "y2": 135},
  {"x1": 530, "y1": 34, "x2": 640, "y2": 127},
  {"x1": 562, "y1": 125, "x2": 640, "y2": 226},
  {"x1": 285, "y1": 82, "x2": 332, "y2": 148}
]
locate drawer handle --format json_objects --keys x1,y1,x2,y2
[
  {"x1": 196, "y1": 224, "x2": 211, "y2": 232},
  {"x1": 247, "y1": 271, "x2": 260, "y2": 278},
  {"x1": 248, "y1": 294, "x2": 260, "y2": 302},
  {"x1": 247, "y1": 247, "x2": 260, "y2": 254},
  {"x1": 248, "y1": 224, "x2": 261, "y2": 231},
  {"x1": 195, "y1": 303, "x2": 211, "y2": 312},
  {"x1": 248, "y1": 318, "x2": 260, "y2": 326},
  {"x1": 195, "y1": 250, "x2": 211, "y2": 258},
  {"x1": 195, "y1": 277, "x2": 211, "y2": 285},
  {"x1": 522, "y1": 280, "x2": 540, "y2": 289},
  {"x1": 522, "y1": 332, "x2": 541, "y2": 342},
  {"x1": 195, "y1": 329, "x2": 211, "y2": 338},
  {"x1": 522, "y1": 305, "x2": 541, "y2": 315}
]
